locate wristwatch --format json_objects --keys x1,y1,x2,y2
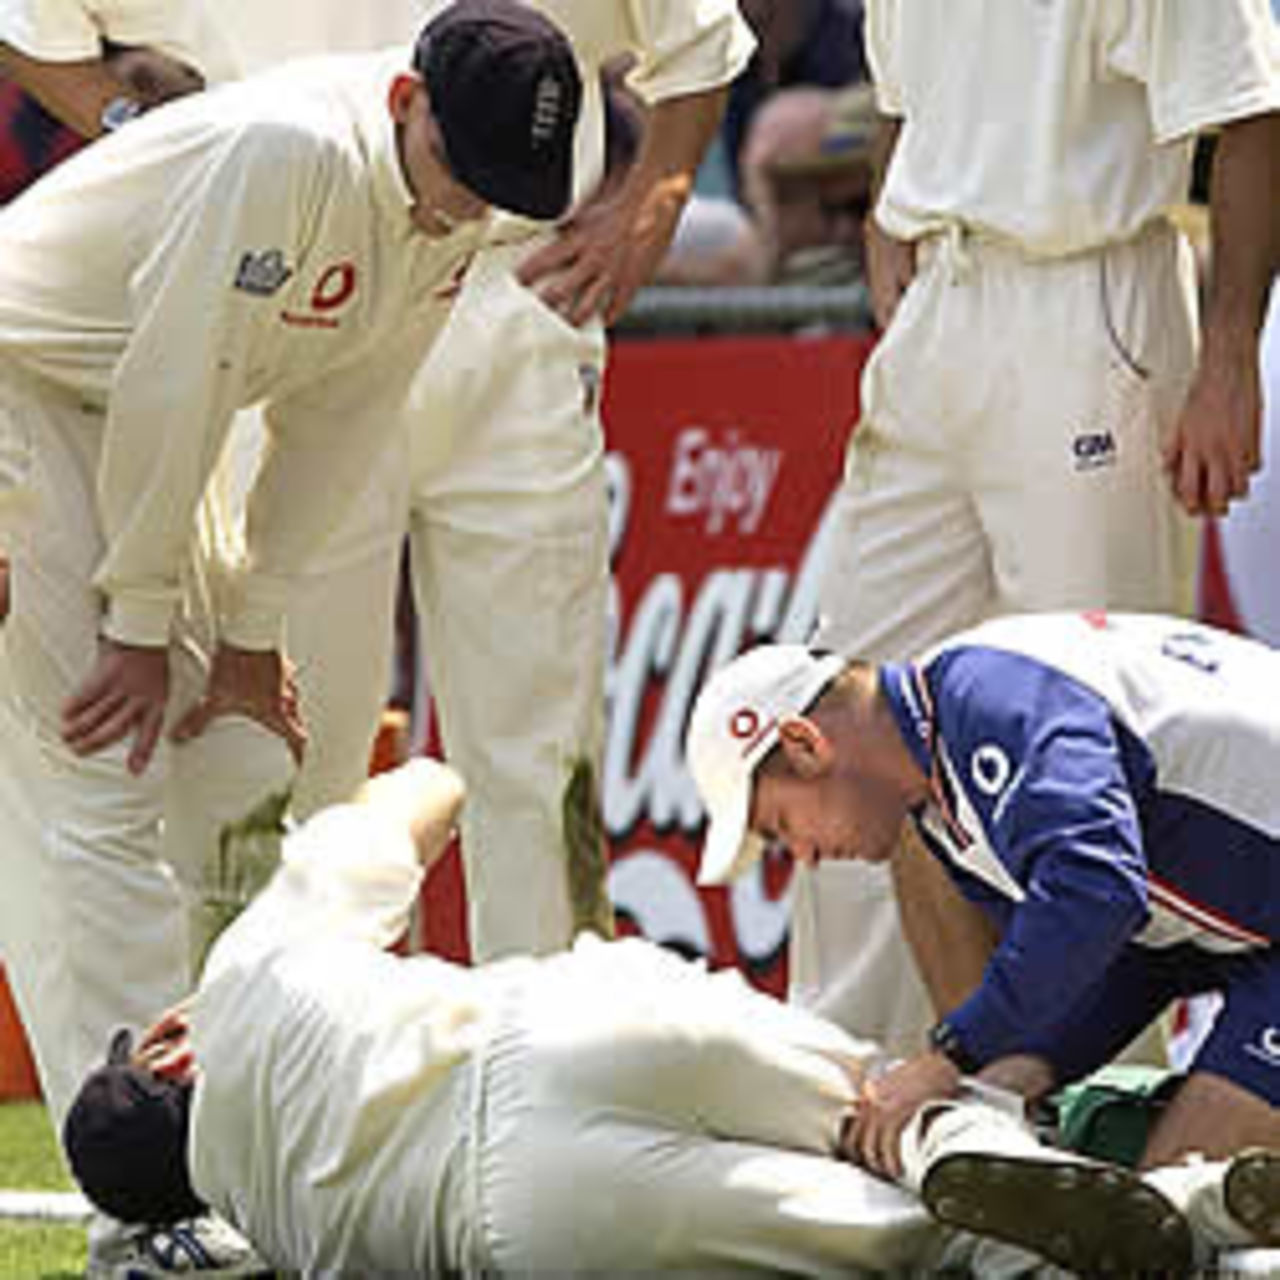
[
  {"x1": 928, "y1": 1019, "x2": 980, "y2": 1075},
  {"x1": 100, "y1": 95, "x2": 142, "y2": 133}
]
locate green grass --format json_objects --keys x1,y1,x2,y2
[
  {"x1": 0, "y1": 1102, "x2": 71, "y2": 1191},
  {"x1": 0, "y1": 1102, "x2": 86, "y2": 1278},
  {"x1": 0, "y1": 1222, "x2": 84, "y2": 1279}
]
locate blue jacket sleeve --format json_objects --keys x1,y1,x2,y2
[{"x1": 928, "y1": 649, "x2": 1153, "y2": 1067}]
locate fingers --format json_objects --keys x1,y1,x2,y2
[
  {"x1": 514, "y1": 233, "x2": 575, "y2": 292},
  {"x1": 134, "y1": 1010, "x2": 196, "y2": 1083},
  {"x1": 63, "y1": 683, "x2": 165, "y2": 774},
  {"x1": 127, "y1": 706, "x2": 165, "y2": 776},
  {"x1": 169, "y1": 691, "x2": 308, "y2": 765},
  {"x1": 138, "y1": 1005, "x2": 190, "y2": 1053},
  {"x1": 271, "y1": 697, "x2": 308, "y2": 765},
  {"x1": 1165, "y1": 439, "x2": 1252, "y2": 518}
]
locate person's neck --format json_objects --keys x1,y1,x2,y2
[{"x1": 854, "y1": 667, "x2": 931, "y2": 806}]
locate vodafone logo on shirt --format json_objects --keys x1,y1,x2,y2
[{"x1": 282, "y1": 261, "x2": 358, "y2": 329}]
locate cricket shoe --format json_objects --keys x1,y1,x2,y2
[
  {"x1": 1145, "y1": 1149, "x2": 1280, "y2": 1259},
  {"x1": 85, "y1": 1213, "x2": 274, "y2": 1278},
  {"x1": 906, "y1": 1101, "x2": 1193, "y2": 1275},
  {"x1": 1225, "y1": 1150, "x2": 1280, "y2": 1247}
]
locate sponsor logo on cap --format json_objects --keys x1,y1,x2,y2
[{"x1": 531, "y1": 73, "x2": 566, "y2": 148}]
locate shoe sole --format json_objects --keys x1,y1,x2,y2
[
  {"x1": 1226, "y1": 1151, "x2": 1280, "y2": 1246},
  {"x1": 923, "y1": 1152, "x2": 1194, "y2": 1275}
]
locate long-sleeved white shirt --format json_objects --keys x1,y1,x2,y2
[
  {"x1": 190, "y1": 800, "x2": 505, "y2": 1273},
  {"x1": 0, "y1": 51, "x2": 486, "y2": 647},
  {"x1": 867, "y1": 0, "x2": 1280, "y2": 257}
]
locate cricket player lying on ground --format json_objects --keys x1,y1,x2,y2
[{"x1": 62, "y1": 759, "x2": 1233, "y2": 1277}]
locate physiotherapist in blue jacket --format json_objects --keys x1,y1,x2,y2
[{"x1": 687, "y1": 613, "x2": 1279, "y2": 1209}]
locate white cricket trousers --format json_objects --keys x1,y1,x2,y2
[
  {"x1": 274, "y1": 241, "x2": 612, "y2": 959},
  {"x1": 795, "y1": 220, "x2": 1199, "y2": 1052},
  {"x1": 0, "y1": 355, "x2": 292, "y2": 1125},
  {"x1": 458, "y1": 934, "x2": 942, "y2": 1275}
]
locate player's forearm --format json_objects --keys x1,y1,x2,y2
[
  {"x1": 621, "y1": 86, "x2": 728, "y2": 227},
  {"x1": 1200, "y1": 112, "x2": 1280, "y2": 360},
  {"x1": 870, "y1": 115, "x2": 901, "y2": 205},
  {"x1": 892, "y1": 828, "x2": 997, "y2": 1016},
  {"x1": 0, "y1": 41, "x2": 123, "y2": 137}
]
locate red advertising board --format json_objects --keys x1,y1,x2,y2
[{"x1": 419, "y1": 333, "x2": 873, "y2": 995}]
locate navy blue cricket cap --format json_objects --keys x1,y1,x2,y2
[
  {"x1": 414, "y1": 0, "x2": 583, "y2": 221},
  {"x1": 63, "y1": 1029, "x2": 205, "y2": 1225}
]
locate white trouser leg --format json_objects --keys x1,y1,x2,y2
[
  {"x1": 0, "y1": 367, "x2": 189, "y2": 1126},
  {"x1": 282, "y1": 540, "x2": 403, "y2": 821},
  {"x1": 408, "y1": 249, "x2": 612, "y2": 959},
  {"x1": 471, "y1": 937, "x2": 942, "y2": 1275}
]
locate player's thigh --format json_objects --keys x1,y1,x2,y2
[
  {"x1": 409, "y1": 244, "x2": 607, "y2": 491},
  {"x1": 979, "y1": 229, "x2": 1197, "y2": 615},
  {"x1": 814, "y1": 428, "x2": 991, "y2": 660},
  {"x1": 1191, "y1": 948, "x2": 1280, "y2": 1110},
  {"x1": 408, "y1": 465, "x2": 609, "y2": 814},
  {"x1": 479, "y1": 1112, "x2": 935, "y2": 1275},
  {"x1": 502, "y1": 939, "x2": 863, "y2": 1149},
  {"x1": 285, "y1": 476, "x2": 407, "y2": 819},
  {"x1": 409, "y1": 252, "x2": 609, "y2": 769},
  {"x1": 0, "y1": 366, "x2": 106, "y2": 727}
]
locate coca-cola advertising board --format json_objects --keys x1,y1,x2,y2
[{"x1": 421, "y1": 333, "x2": 873, "y2": 996}]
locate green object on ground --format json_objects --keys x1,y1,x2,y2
[{"x1": 1053, "y1": 1064, "x2": 1181, "y2": 1169}]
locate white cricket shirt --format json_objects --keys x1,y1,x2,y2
[
  {"x1": 867, "y1": 0, "x2": 1280, "y2": 256},
  {"x1": 189, "y1": 802, "x2": 515, "y2": 1274},
  {"x1": 0, "y1": 52, "x2": 486, "y2": 648}
]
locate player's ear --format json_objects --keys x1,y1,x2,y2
[
  {"x1": 777, "y1": 716, "x2": 833, "y2": 779},
  {"x1": 387, "y1": 71, "x2": 423, "y2": 125}
]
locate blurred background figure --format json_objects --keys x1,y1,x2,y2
[
  {"x1": 740, "y1": 83, "x2": 876, "y2": 286},
  {"x1": 722, "y1": 0, "x2": 867, "y2": 196}
]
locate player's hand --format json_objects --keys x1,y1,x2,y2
[
  {"x1": 1162, "y1": 333, "x2": 1262, "y2": 517},
  {"x1": 106, "y1": 46, "x2": 205, "y2": 110},
  {"x1": 977, "y1": 1053, "x2": 1056, "y2": 1103},
  {"x1": 865, "y1": 218, "x2": 917, "y2": 332},
  {"x1": 840, "y1": 1050, "x2": 961, "y2": 1181},
  {"x1": 62, "y1": 638, "x2": 170, "y2": 775},
  {"x1": 133, "y1": 1001, "x2": 196, "y2": 1084},
  {"x1": 516, "y1": 177, "x2": 686, "y2": 328},
  {"x1": 170, "y1": 642, "x2": 307, "y2": 764}
]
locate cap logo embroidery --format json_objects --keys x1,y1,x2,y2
[
  {"x1": 531, "y1": 74, "x2": 564, "y2": 148},
  {"x1": 730, "y1": 708, "x2": 776, "y2": 759}
]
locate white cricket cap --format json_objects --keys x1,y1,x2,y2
[{"x1": 686, "y1": 645, "x2": 845, "y2": 887}]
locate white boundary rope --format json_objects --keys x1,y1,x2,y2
[{"x1": 0, "y1": 1189, "x2": 91, "y2": 1222}]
